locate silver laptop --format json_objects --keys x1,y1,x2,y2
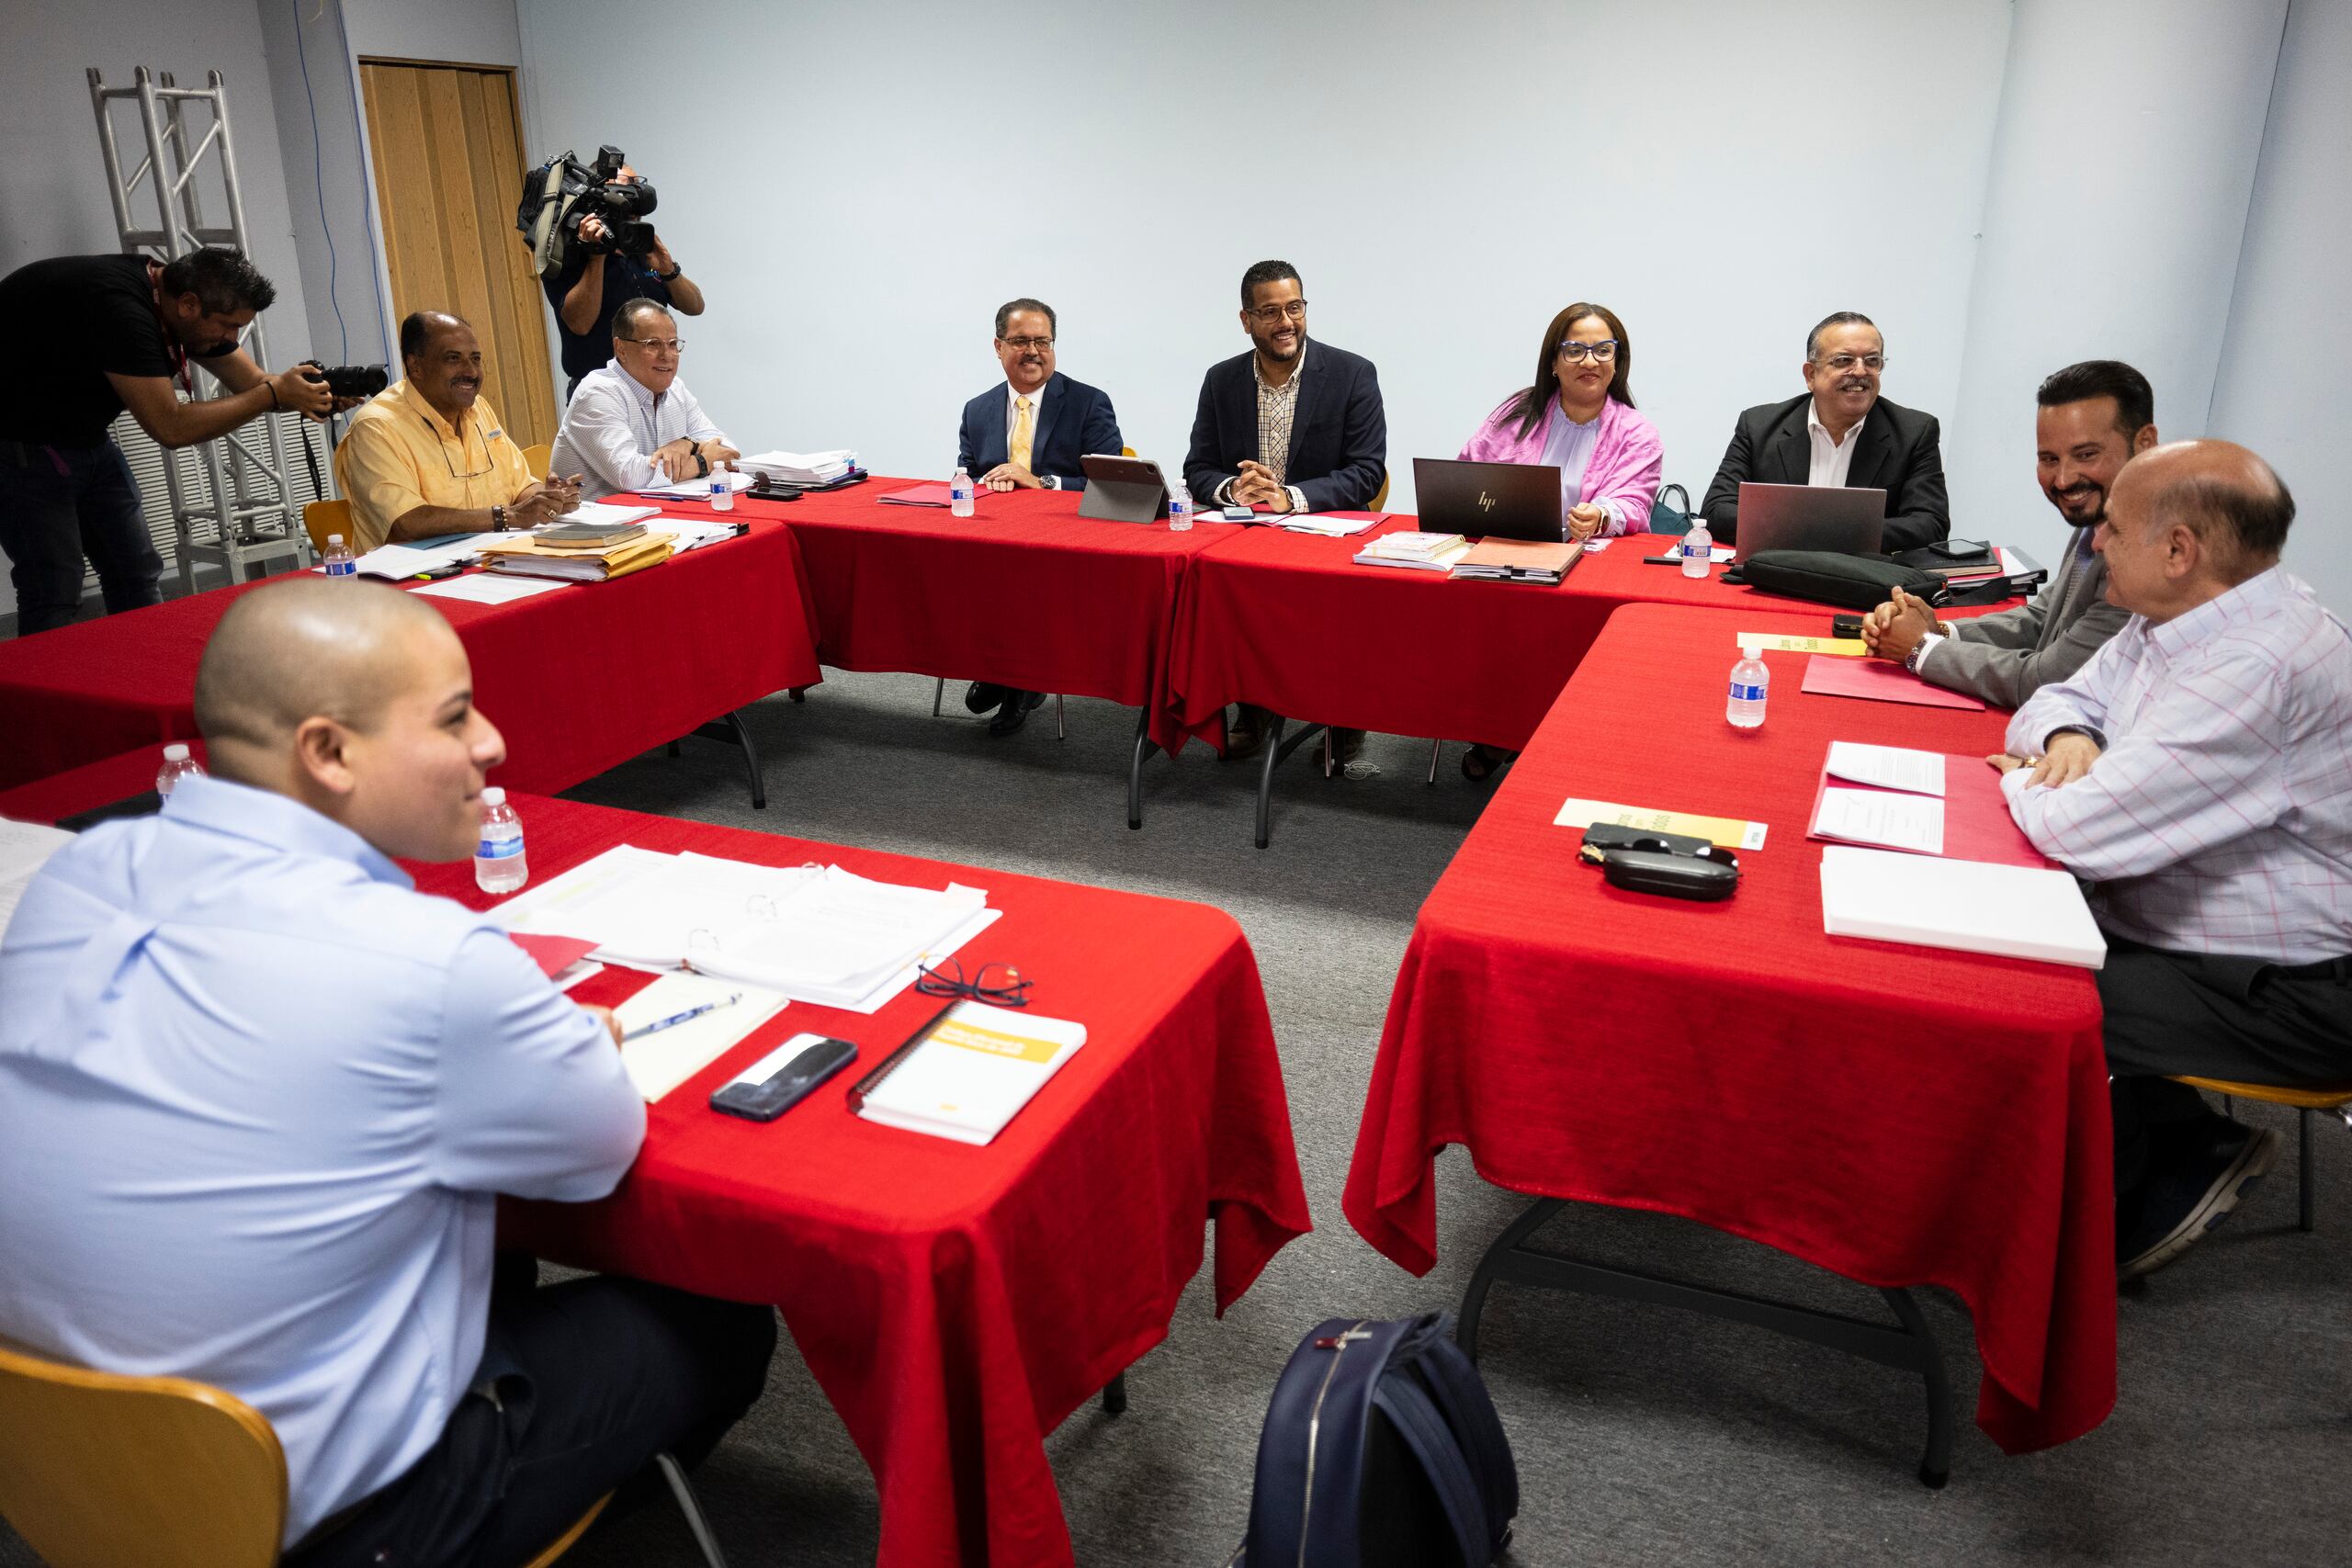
[
  {"x1": 1413, "y1": 457, "x2": 1563, "y2": 541},
  {"x1": 1733, "y1": 482, "x2": 1886, "y2": 560}
]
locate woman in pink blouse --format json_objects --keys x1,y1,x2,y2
[{"x1": 1455, "y1": 301, "x2": 1664, "y2": 778}]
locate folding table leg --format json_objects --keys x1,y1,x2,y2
[
  {"x1": 1102, "y1": 1371, "x2": 1128, "y2": 1415},
  {"x1": 655, "y1": 1451, "x2": 730, "y2": 1568},
  {"x1": 1056, "y1": 694, "x2": 1066, "y2": 740},
  {"x1": 1255, "y1": 717, "x2": 1326, "y2": 849},
  {"x1": 932, "y1": 677, "x2": 945, "y2": 717},
  {"x1": 1456, "y1": 1195, "x2": 1956, "y2": 1489},
  {"x1": 1427, "y1": 739, "x2": 1442, "y2": 784},
  {"x1": 1127, "y1": 706, "x2": 1158, "y2": 830},
  {"x1": 685, "y1": 710, "x2": 767, "y2": 809}
]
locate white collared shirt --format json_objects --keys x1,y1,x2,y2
[
  {"x1": 1004, "y1": 378, "x2": 1061, "y2": 489},
  {"x1": 1805, "y1": 398, "x2": 1869, "y2": 488},
  {"x1": 550, "y1": 359, "x2": 729, "y2": 500}
]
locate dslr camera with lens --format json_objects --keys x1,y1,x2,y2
[
  {"x1": 515, "y1": 144, "x2": 660, "y2": 279},
  {"x1": 300, "y1": 360, "x2": 389, "y2": 400}
]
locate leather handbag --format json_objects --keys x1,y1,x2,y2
[{"x1": 1645, "y1": 481, "x2": 1696, "y2": 535}]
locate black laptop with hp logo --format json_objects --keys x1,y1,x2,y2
[{"x1": 1411, "y1": 457, "x2": 1564, "y2": 542}]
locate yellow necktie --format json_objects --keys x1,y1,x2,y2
[{"x1": 1009, "y1": 396, "x2": 1035, "y2": 472}]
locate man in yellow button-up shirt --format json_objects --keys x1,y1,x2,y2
[{"x1": 334, "y1": 311, "x2": 579, "y2": 550}]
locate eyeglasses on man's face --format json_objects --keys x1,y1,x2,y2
[
  {"x1": 1557, "y1": 340, "x2": 1619, "y2": 364},
  {"x1": 1247, "y1": 299, "x2": 1308, "y2": 324},
  {"x1": 617, "y1": 335, "x2": 684, "y2": 355},
  {"x1": 998, "y1": 336, "x2": 1056, "y2": 353},
  {"x1": 1814, "y1": 353, "x2": 1886, "y2": 373}
]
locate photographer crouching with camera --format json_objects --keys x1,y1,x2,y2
[
  {"x1": 0, "y1": 247, "x2": 348, "y2": 635},
  {"x1": 522, "y1": 147, "x2": 705, "y2": 400}
]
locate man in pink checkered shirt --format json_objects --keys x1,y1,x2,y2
[{"x1": 1995, "y1": 439, "x2": 2352, "y2": 1280}]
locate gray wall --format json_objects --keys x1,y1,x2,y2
[{"x1": 2211, "y1": 0, "x2": 2352, "y2": 621}]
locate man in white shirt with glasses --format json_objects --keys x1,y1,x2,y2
[{"x1": 550, "y1": 299, "x2": 740, "y2": 502}]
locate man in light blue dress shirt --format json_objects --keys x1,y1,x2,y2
[{"x1": 0, "y1": 578, "x2": 774, "y2": 1564}]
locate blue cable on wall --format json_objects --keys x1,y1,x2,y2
[{"x1": 291, "y1": 0, "x2": 348, "y2": 363}]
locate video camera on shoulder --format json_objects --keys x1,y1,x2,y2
[{"x1": 515, "y1": 144, "x2": 660, "y2": 279}]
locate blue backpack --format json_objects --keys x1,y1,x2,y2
[{"x1": 1229, "y1": 1313, "x2": 1519, "y2": 1567}]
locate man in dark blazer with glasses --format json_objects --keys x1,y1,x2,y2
[{"x1": 1701, "y1": 310, "x2": 1951, "y2": 554}]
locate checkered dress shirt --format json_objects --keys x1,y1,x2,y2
[{"x1": 2004, "y1": 567, "x2": 2352, "y2": 963}]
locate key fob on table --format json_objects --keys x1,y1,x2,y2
[
  {"x1": 1831, "y1": 614, "x2": 1864, "y2": 639},
  {"x1": 710, "y1": 1033, "x2": 857, "y2": 1122}
]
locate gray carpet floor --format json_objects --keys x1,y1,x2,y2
[{"x1": 6, "y1": 668, "x2": 2347, "y2": 1567}]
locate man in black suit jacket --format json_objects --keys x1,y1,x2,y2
[
  {"x1": 1701, "y1": 311, "x2": 1951, "y2": 554},
  {"x1": 953, "y1": 298, "x2": 1126, "y2": 734},
  {"x1": 1185, "y1": 261, "x2": 1387, "y2": 762}
]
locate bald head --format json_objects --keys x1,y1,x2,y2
[
  {"x1": 2120, "y1": 439, "x2": 2294, "y2": 579},
  {"x1": 197, "y1": 578, "x2": 455, "y2": 771},
  {"x1": 193, "y1": 577, "x2": 506, "y2": 861}
]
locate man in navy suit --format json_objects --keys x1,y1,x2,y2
[
  {"x1": 953, "y1": 298, "x2": 1125, "y2": 735},
  {"x1": 1183, "y1": 260, "x2": 1387, "y2": 761}
]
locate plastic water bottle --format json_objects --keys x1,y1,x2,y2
[
  {"x1": 155, "y1": 742, "x2": 205, "y2": 797},
  {"x1": 949, "y1": 466, "x2": 976, "y2": 518},
  {"x1": 709, "y1": 460, "x2": 734, "y2": 513},
  {"x1": 1168, "y1": 480, "x2": 1193, "y2": 532},
  {"x1": 322, "y1": 534, "x2": 356, "y2": 577},
  {"x1": 1679, "y1": 519, "x2": 1713, "y2": 580},
  {"x1": 1726, "y1": 651, "x2": 1770, "y2": 729},
  {"x1": 474, "y1": 785, "x2": 528, "y2": 895}
]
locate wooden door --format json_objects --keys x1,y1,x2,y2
[{"x1": 358, "y1": 60, "x2": 558, "y2": 451}]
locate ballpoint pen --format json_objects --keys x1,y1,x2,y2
[{"x1": 622, "y1": 992, "x2": 743, "y2": 1042}]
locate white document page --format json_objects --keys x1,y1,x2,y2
[
  {"x1": 1277, "y1": 513, "x2": 1383, "y2": 537},
  {"x1": 1814, "y1": 786, "x2": 1946, "y2": 854},
  {"x1": 338, "y1": 535, "x2": 496, "y2": 580},
  {"x1": 411, "y1": 573, "x2": 571, "y2": 604},
  {"x1": 0, "y1": 818, "x2": 75, "y2": 939},
  {"x1": 1826, "y1": 741, "x2": 1947, "y2": 796},
  {"x1": 638, "y1": 470, "x2": 755, "y2": 499},
  {"x1": 697, "y1": 868, "x2": 988, "y2": 998},
  {"x1": 612, "y1": 973, "x2": 787, "y2": 1101}
]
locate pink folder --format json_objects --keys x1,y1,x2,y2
[
  {"x1": 1805, "y1": 757, "x2": 2052, "y2": 868},
  {"x1": 507, "y1": 931, "x2": 598, "y2": 979},
  {"x1": 878, "y1": 484, "x2": 955, "y2": 507},
  {"x1": 1801, "y1": 655, "x2": 1988, "y2": 711}
]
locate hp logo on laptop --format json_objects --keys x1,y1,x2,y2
[{"x1": 1476, "y1": 491, "x2": 1496, "y2": 512}]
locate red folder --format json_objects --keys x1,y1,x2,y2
[
  {"x1": 1805, "y1": 756, "x2": 2051, "y2": 868},
  {"x1": 507, "y1": 931, "x2": 598, "y2": 979},
  {"x1": 878, "y1": 484, "x2": 955, "y2": 507},
  {"x1": 1801, "y1": 655, "x2": 1988, "y2": 711}
]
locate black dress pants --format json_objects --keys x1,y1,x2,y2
[
  {"x1": 286, "y1": 1266, "x2": 775, "y2": 1568},
  {"x1": 0, "y1": 439, "x2": 161, "y2": 635},
  {"x1": 2098, "y1": 939, "x2": 2352, "y2": 1198}
]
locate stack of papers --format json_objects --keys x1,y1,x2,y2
[
  {"x1": 0, "y1": 818, "x2": 74, "y2": 938},
  {"x1": 855, "y1": 1000, "x2": 1087, "y2": 1145},
  {"x1": 738, "y1": 450, "x2": 857, "y2": 487},
  {"x1": 332, "y1": 534, "x2": 498, "y2": 580},
  {"x1": 637, "y1": 469, "x2": 755, "y2": 500},
  {"x1": 1277, "y1": 511, "x2": 1388, "y2": 536},
  {"x1": 1450, "y1": 537, "x2": 1585, "y2": 584},
  {"x1": 550, "y1": 502, "x2": 659, "y2": 530},
  {"x1": 646, "y1": 518, "x2": 741, "y2": 553},
  {"x1": 479, "y1": 532, "x2": 673, "y2": 582},
  {"x1": 1820, "y1": 845, "x2": 2106, "y2": 967},
  {"x1": 878, "y1": 484, "x2": 956, "y2": 507},
  {"x1": 1807, "y1": 741, "x2": 2049, "y2": 868},
  {"x1": 1353, "y1": 531, "x2": 1470, "y2": 571},
  {"x1": 494, "y1": 844, "x2": 1000, "y2": 1013},
  {"x1": 410, "y1": 574, "x2": 571, "y2": 604}
]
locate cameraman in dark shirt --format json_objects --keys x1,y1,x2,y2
[
  {"x1": 544, "y1": 165, "x2": 706, "y2": 400},
  {"x1": 0, "y1": 248, "x2": 335, "y2": 635}
]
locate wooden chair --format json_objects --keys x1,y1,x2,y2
[
  {"x1": 2171, "y1": 1076, "x2": 2352, "y2": 1232},
  {"x1": 521, "y1": 442, "x2": 553, "y2": 480},
  {"x1": 0, "y1": 1342, "x2": 724, "y2": 1567},
  {"x1": 1371, "y1": 467, "x2": 1391, "y2": 511},
  {"x1": 300, "y1": 498, "x2": 353, "y2": 558}
]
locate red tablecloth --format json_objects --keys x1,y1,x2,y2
[
  {"x1": 410, "y1": 795, "x2": 1310, "y2": 1568},
  {"x1": 1342, "y1": 601, "x2": 2113, "y2": 1455},
  {"x1": 731, "y1": 479, "x2": 1229, "y2": 751},
  {"x1": 0, "y1": 521, "x2": 820, "y2": 794},
  {"x1": 1165, "y1": 525, "x2": 2020, "y2": 752}
]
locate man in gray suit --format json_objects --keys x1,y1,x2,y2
[{"x1": 1861, "y1": 361, "x2": 2154, "y2": 706}]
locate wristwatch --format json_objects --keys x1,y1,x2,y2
[
  {"x1": 1043, "y1": 475, "x2": 1061, "y2": 491},
  {"x1": 656, "y1": 265, "x2": 682, "y2": 281},
  {"x1": 492, "y1": 503, "x2": 508, "y2": 532}
]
